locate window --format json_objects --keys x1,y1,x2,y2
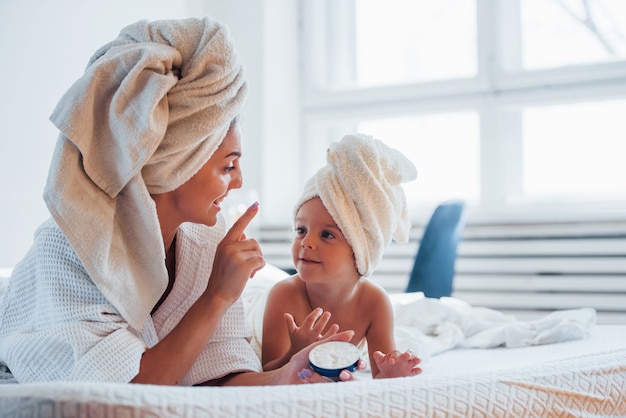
[
  {"x1": 354, "y1": 0, "x2": 477, "y2": 86},
  {"x1": 519, "y1": 0, "x2": 626, "y2": 69},
  {"x1": 300, "y1": 0, "x2": 626, "y2": 221},
  {"x1": 522, "y1": 99, "x2": 626, "y2": 199},
  {"x1": 358, "y1": 112, "x2": 480, "y2": 206}
]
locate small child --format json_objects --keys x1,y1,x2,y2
[{"x1": 262, "y1": 133, "x2": 421, "y2": 379}]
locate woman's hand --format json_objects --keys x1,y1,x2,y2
[
  {"x1": 278, "y1": 330, "x2": 369, "y2": 384},
  {"x1": 205, "y1": 202, "x2": 265, "y2": 304},
  {"x1": 295, "y1": 357, "x2": 367, "y2": 383}
]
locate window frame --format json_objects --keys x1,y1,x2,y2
[{"x1": 298, "y1": 0, "x2": 626, "y2": 223}]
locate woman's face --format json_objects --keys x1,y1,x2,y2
[{"x1": 170, "y1": 124, "x2": 243, "y2": 226}]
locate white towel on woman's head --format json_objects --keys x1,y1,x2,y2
[
  {"x1": 295, "y1": 134, "x2": 417, "y2": 277},
  {"x1": 44, "y1": 17, "x2": 247, "y2": 331}
]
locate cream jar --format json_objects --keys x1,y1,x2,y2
[{"x1": 308, "y1": 341, "x2": 360, "y2": 381}]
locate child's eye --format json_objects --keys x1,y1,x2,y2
[
  {"x1": 321, "y1": 230, "x2": 336, "y2": 239},
  {"x1": 294, "y1": 226, "x2": 306, "y2": 235}
]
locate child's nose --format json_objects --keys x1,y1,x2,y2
[{"x1": 301, "y1": 235, "x2": 315, "y2": 249}]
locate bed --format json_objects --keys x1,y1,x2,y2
[{"x1": 1, "y1": 265, "x2": 625, "y2": 417}]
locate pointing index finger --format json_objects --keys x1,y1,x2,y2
[{"x1": 225, "y1": 201, "x2": 259, "y2": 240}]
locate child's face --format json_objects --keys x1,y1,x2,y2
[{"x1": 291, "y1": 197, "x2": 358, "y2": 282}]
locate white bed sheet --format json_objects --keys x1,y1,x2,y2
[{"x1": 420, "y1": 324, "x2": 626, "y2": 377}]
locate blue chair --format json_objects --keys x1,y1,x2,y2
[{"x1": 406, "y1": 201, "x2": 467, "y2": 298}]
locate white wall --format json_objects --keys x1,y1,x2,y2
[{"x1": 0, "y1": 0, "x2": 298, "y2": 268}]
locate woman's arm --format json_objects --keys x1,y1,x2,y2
[
  {"x1": 133, "y1": 204, "x2": 265, "y2": 385},
  {"x1": 221, "y1": 330, "x2": 356, "y2": 386},
  {"x1": 131, "y1": 292, "x2": 233, "y2": 384}
]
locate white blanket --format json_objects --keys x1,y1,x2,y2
[{"x1": 390, "y1": 293, "x2": 595, "y2": 361}]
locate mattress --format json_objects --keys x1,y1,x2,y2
[{"x1": 1, "y1": 328, "x2": 625, "y2": 417}]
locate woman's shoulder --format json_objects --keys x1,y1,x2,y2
[
  {"x1": 31, "y1": 217, "x2": 76, "y2": 257},
  {"x1": 9, "y1": 218, "x2": 93, "y2": 293},
  {"x1": 34, "y1": 217, "x2": 63, "y2": 237}
]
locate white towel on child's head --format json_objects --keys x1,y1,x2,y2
[
  {"x1": 295, "y1": 134, "x2": 417, "y2": 277},
  {"x1": 44, "y1": 17, "x2": 247, "y2": 331}
]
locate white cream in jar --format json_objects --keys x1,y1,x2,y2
[{"x1": 308, "y1": 341, "x2": 360, "y2": 380}]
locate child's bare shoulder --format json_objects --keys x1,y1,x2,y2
[
  {"x1": 264, "y1": 276, "x2": 304, "y2": 317},
  {"x1": 360, "y1": 278, "x2": 389, "y2": 295},
  {"x1": 268, "y1": 274, "x2": 302, "y2": 295},
  {"x1": 359, "y1": 278, "x2": 393, "y2": 306}
]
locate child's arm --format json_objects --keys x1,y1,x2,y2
[
  {"x1": 262, "y1": 283, "x2": 292, "y2": 370},
  {"x1": 372, "y1": 349, "x2": 421, "y2": 379},
  {"x1": 364, "y1": 284, "x2": 422, "y2": 379}
]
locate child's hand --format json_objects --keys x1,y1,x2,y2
[
  {"x1": 372, "y1": 349, "x2": 422, "y2": 379},
  {"x1": 284, "y1": 308, "x2": 340, "y2": 354}
]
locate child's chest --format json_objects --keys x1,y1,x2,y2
[{"x1": 329, "y1": 306, "x2": 372, "y2": 344}]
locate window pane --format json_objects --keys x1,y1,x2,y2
[
  {"x1": 358, "y1": 113, "x2": 480, "y2": 207},
  {"x1": 523, "y1": 99, "x2": 626, "y2": 199},
  {"x1": 350, "y1": 0, "x2": 477, "y2": 87},
  {"x1": 521, "y1": 0, "x2": 626, "y2": 69}
]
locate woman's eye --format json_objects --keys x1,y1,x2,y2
[{"x1": 224, "y1": 165, "x2": 236, "y2": 172}]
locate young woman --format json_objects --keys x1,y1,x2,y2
[{"x1": 0, "y1": 17, "x2": 353, "y2": 386}]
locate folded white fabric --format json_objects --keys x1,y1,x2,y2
[
  {"x1": 391, "y1": 295, "x2": 596, "y2": 358},
  {"x1": 295, "y1": 134, "x2": 417, "y2": 277},
  {"x1": 502, "y1": 308, "x2": 596, "y2": 348},
  {"x1": 44, "y1": 17, "x2": 247, "y2": 331}
]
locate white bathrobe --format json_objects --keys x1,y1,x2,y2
[{"x1": 0, "y1": 216, "x2": 261, "y2": 384}]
